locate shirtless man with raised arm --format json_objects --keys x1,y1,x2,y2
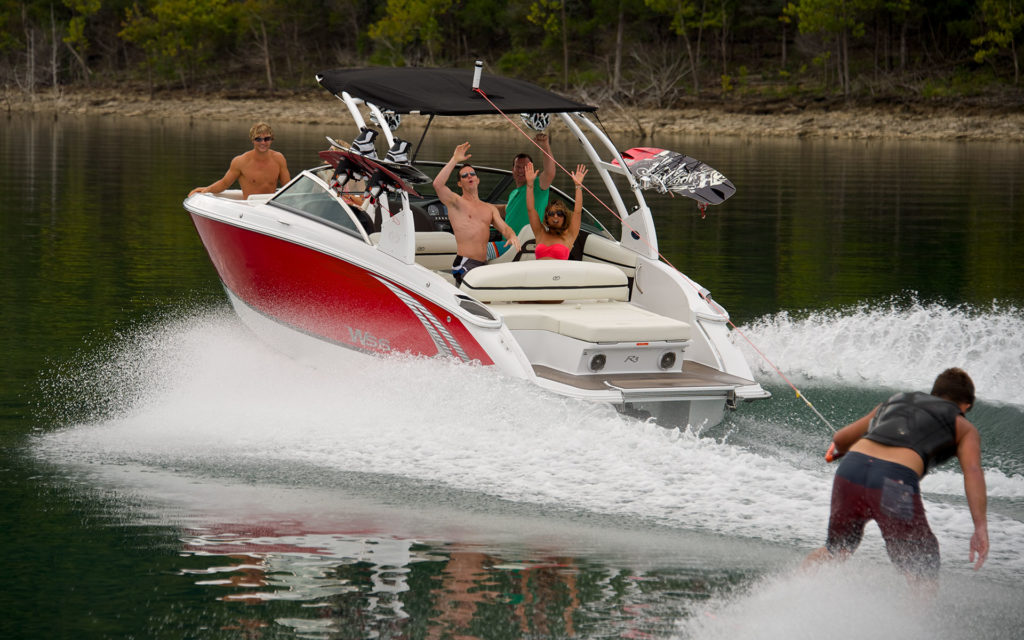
[
  {"x1": 433, "y1": 142, "x2": 520, "y2": 285},
  {"x1": 189, "y1": 122, "x2": 290, "y2": 199}
]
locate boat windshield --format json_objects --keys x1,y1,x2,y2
[{"x1": 270, "y1": 174, "x2": 364, "y2": 237}]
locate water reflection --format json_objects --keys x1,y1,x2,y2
[{"x1": 177, "y1": 524, "x2": 731, "y2": 639}]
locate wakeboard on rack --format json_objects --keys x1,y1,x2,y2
[
  {"x1": 612, "y1": 147, "x2": 736, "y2": 206},
  {"x1": 325, "y1": 133, "x2": 432, "y2": 186},
  {"x1": 321, "y1": 130, "x2": 433, "y2": 203},
  {"x1": 319, "y1": 148, "x2": 426, "y2": 198}
]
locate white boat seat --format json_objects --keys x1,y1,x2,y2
[
  {"x1": 581, "y1": 234, "x2": 638, "y2": 276},
  {"x1": 412, "y1": 231, "x2": 459, "y2": 270},
  {"x1": 487, "y1": 226, "x2": 536, "y2": 264},
  {"x1": 491, "y1": 300, "x2": 691, "y2": 342},
  {"x1": 369, "y1": 231, "x2": 458, "y2": 272},
  {"x1": 460, "y1": 260, "x2": 629, "y2": 303}
]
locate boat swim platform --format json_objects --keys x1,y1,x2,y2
[{"x1": 532, "y1": 360, "x2": 755, "y2": 393}]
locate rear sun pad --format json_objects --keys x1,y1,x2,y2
[
  {"x1": 491, "y1": 300, "x2": 690, "y2": 342},
  {"x1": 460, "y1": 260, "x2": 629, "y2": 303}
]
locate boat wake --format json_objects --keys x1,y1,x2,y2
[
  {"x1": 31, "y1": 305, "x2": 1024, "y2": 587},
  {"x1": 734, "y1": 296, "x2": 1024, "y2": 407},
  {"x1": 677, "y1": 561, "x2": 1024, "y2": 640}
]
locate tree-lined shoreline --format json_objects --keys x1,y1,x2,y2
[
  {"x1": 6, "y1": 86, "x2": 1023, "y2": 143},
  {"x1": 5, "y1": 0, "x2": 1023, "y2": 143},
  {"x1": 3, "y1": 1, "x2": 1023, "y2": 108}
]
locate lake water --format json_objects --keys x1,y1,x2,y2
[{"x1": 2, "y1": 111, "x2": 1023, "y2": 639}]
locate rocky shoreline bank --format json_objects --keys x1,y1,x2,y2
[{"x1": 4, "y1": 87, "x2": 1022, "y2": 143}]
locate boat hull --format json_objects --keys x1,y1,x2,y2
[
  {"x1": 185, "y1": 182, "x2": 768, "y2": 428},
  {"x1": 190, "y1": 213, "x2": 494, "y2": 364}
]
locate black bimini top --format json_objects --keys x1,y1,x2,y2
[{"x1": 316, "y1": 67, "x2": 597, "y2": 116}]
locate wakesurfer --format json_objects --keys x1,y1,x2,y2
[{"x1": 805, "y1": 367, "x2": 989, "y2": 591}]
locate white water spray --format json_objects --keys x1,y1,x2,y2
[{"x1": 32, "y1": 305, "x2": 1024, "y2": 586}]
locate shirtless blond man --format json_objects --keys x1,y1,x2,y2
[
  {"x1": 433, "y1": 142, "x2": 520, "y2": 285},
  {"x1": 189, "y1": 123, "x2": 290, "y2": 199}
]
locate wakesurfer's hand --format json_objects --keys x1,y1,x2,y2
[{"x1": 970, "y1": 527, "x2": 989, "y2": 570}]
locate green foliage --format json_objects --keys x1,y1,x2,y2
[
  {"x1": 63, "y1": 0, "x2": 102, "y2": 55},
  {"x1": 0, "y1": 4, "x2": 19, "y2": 53},
  {"x1": 786, "y1": 0, "x2": 869, "y2": 39},
  {"x1": 455, "y1": 0, "x2": 507, "y2": 50},
  {"x1": 644, "y1": 0, "x2": 698, "y2": 36},
  {"x1": 527, "y1": 0, "x2": 561, "y2": 36},
  {"x1": 496, "y1": 47, "x2": 539, "y2": 78},
  {"x1": 922, "y1": 67, "x2": 1001, "y2": 96},
  {"x1": 1, "y1": 0, "x2": 1022, "y2": 101},
  {"x1": 573, "y1": 67, "x2": 605, "y2": 85},
  {"x1": 367, "y1": 0, "x2": 454, "y2": 64},
  {"x1": 972, "y1": 0, "x2": 1024, "y2": 66},
  {"x1": 119, "y1": 0, "x2": 241, "y2": 86}
]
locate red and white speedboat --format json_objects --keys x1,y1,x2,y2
[{"x1": 184, "y1": 66, "x2": 769, "y2": 427}]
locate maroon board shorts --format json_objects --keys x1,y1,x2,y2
[{"x1": 826, "y1": 451, "x2": 940, "y2": 579}]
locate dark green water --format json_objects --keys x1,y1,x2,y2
[{"x1": 2, "y1": 112, "x2": 1022, "y2": 639}]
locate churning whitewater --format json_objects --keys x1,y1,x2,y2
[{"x1": 33, "y1": 300, "x2": 1024, "y2": 592}]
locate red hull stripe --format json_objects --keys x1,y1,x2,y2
[{"x1": 190, "y1": 213, "x2": 494, "y2": 364}]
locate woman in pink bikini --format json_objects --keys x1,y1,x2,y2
[{"x1": 524, "y1": 161, "x2": 588, "y2": 260}]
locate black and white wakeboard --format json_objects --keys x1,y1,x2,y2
[{"x1": 613, "y1": 147, "x2": 736, "y2": 206}]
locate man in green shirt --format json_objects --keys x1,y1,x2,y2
[{"x1": 496, "y1": 132, "x2": 556, "y2": 255}]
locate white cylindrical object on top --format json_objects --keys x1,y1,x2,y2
[{"x1": 472, "y1": 60, "x2": 483, "y2": 89}]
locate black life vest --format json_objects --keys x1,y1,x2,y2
[{"x1": 863, "y1": 391, "x2": 960, "y2": 476}]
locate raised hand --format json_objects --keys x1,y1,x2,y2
[
  {"x1": 452, "y1": 141, "x2": 472, "y2": 163},
  {"x1": 571, "y1": 164, "x2": 588, "y2": 187},
  {"x1": 524, "y1": 160, "x2": 539, "y2": 182}
]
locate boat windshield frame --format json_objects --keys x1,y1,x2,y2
[{"x1": 268, "y1": 171, "x2": 370, "y2": 240}]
